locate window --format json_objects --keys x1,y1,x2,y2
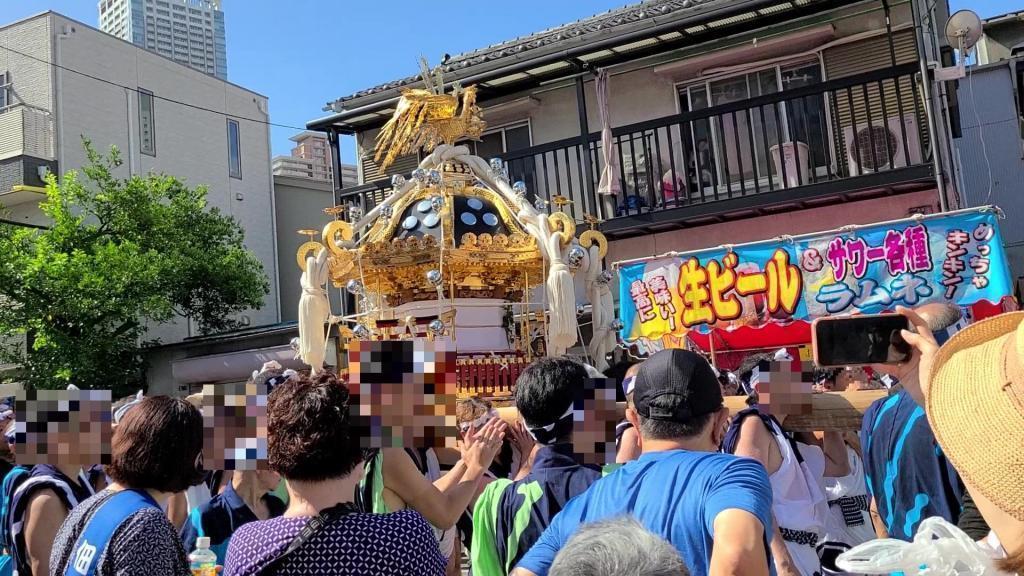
[
  {"x1": 459, "y1": 122, "x2": 531, "y2": 157},
  {"x1": 227, "y1": 119, "x2": 241, "y2": 178},
  {"x1": 0, "y1": 72, "x2": 11, "y2": 111},
  {"x1": 676, "y1": 58, "x2": 828, "y2": 190},
  {"x1": 138, "y1": 88, "x2": 156, "y2": 156}
]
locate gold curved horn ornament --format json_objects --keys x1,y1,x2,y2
[
  {"x1": 547, "y1": 212, "x2": 576, "y2": 248},
  {"x1": 322, "y1": 220, "x2": 354, "y2": 255},
  {"x1": 579, "y1": 230, "x2": 608, "y2": 259},
  {"x1": 296, "y1": 241, "x2": 325, "y2": 271}
]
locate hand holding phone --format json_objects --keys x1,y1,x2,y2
[{"x1": 812, "y1": 314, "x2": 912, "y2": 367}]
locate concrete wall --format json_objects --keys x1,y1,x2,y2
[
  {"x1": 978, "y1": 22, "x2": 1024, "y2": 65},
  {"x1": 0, "y1": 14, "x2": 54, "y2": 113},
  {"x1": 0, "y1": 15, "x2": 55, "y2": 228},
  {"x1": 145, "y1": 346, "x2": 189, "y2": 396},
  {"x1": 273, "y1": 174, "x2": 343, "y2": 323},
  {"x1": 4, "y1": 13, "x2": 280, "y2": 346},
  {"x1": 955, "y1": 61, "x2": 1024, "y2": 279},
  {"x1": 0, "y1": 157, "x2": 55, "y2": 192}
]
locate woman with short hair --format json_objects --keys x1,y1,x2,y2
[
  {"x1": 49, "y1": 396, "x2": 204, "y2": 576},
  {"x1": 224, "y1": 372, "x2": 498, "y2": 575}
]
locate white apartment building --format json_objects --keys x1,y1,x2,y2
[
  {"x1": 0, "y1": 12, "x2": 280, "y2": 393},
  {"x1": 99, "y1": 0, "x2": 227, "y2": 80},
  {"x1": 271, "y1": 131, "x2": 356, "y2": 186}
]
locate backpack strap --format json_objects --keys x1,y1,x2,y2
[
  {"x1": 257, "y1": 503, "x2": 358, "y2": 576},
  {"x1": 63, "y1": 490, "x2": 158, "y2": 576}
]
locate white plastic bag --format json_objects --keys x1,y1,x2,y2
[{"x1": 835, "y1": 517, "x2": 1007, "y2": 575}]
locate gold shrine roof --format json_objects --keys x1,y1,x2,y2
[{"x1": 328, "y1": 161, "x2": 544, "y2": 306}]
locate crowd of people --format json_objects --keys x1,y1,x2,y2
[{"x1": 0, "y1": 303, "x2": 1020, "y2": 575}]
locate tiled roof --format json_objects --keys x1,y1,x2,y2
[{"x1": 332, "y1": 0, "x2": 715, "y2": 106}]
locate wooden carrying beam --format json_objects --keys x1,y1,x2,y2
[{"x1": 495, "y1": 390, "x2": 888, "y2": 432}]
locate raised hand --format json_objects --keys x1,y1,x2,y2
[
  {"x1": 463, "y1": 417, "x2": 507, "y2": 472},
  {"x1": 896, "y1": 305, "x2": 941, "y2": 405}
]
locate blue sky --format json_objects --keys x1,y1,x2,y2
[{"x1": 0, "y1": 0, "x2": 1016, "y2": 161}]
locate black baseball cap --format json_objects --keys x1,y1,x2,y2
[{"x1": 633, "y1": 349, "x2": 723, "y2": 422}]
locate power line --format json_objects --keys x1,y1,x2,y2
[{"x1": 0, "y1": 42, "x2": 309, "y2": 132}]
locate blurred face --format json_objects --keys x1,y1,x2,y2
[
  {"x1": 203, "y1": 381, "x2": 269, "y2": 472},
  {"x1": 348, "y1": 340, "x2": 459, "y2": 450},
  {"x1": 15, "y1": 389, "x2": 112, "y2": 467},
  {"x1": 754, "y1": 361, "x2": 813, "y2": 419},
  {"x1": 572, "y1": 378, "x2": 619, "y2": 465}
]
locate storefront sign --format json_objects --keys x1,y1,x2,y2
[{"x1": 617, "y1": 209, "x2": 1012, "y2": 342}]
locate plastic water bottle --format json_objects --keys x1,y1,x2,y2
[{"x1": 189, "y1": 536, "x2": 217, "y2": 576}]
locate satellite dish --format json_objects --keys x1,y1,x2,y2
[
  {"x1": 935, "y1": 10, "x2": 983, "y2": 81},
  {"x1": 945, "y1": 10, "x2": 983, "y2": 52}
]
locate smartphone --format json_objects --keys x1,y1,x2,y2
[{"x1": 812, "y1": 314, "x2": 912, "y2": 367}]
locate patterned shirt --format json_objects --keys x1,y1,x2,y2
[
  {"x1": 49, "y1": 489, "x2": 190, "y2": 576},
  {"x1": 472, "y1": 443, "x2": 601, "y2": 574},
  {"x1": 860, "y1": 389, "x2": 964, "y2": 540},
  {"x1": 223, "y1": 509, "x2": 446, "y2": 576},
  {"x1": 180, "y1": 483, "x2": 286, "y2": 564}
]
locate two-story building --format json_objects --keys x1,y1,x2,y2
[{"x1": 309, "y1": 0, "x2": 958, "y2": 295}]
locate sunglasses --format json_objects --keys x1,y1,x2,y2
[{"x1": 459, "y1": 410, "x2": 499, "y2": 434}]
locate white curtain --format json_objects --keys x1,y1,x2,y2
[{"x1": 595, "y1": 69, "x2": 620, "y2": 198}]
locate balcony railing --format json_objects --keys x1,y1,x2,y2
[
  {"x1": 0, "y1": 105, "x2": 54, "y2": 162},
  {"x1": 336, "y1": 64, "x2": 933, "y2": 236}
]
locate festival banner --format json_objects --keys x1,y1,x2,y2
[{"x1": 616, "y1": 208, "x2": 1012, "y2": 342}]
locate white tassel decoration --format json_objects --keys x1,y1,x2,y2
[
  {"x1": 298, "y1": 248, "x2": 331, "y2": 375},
  {"x1": 586, "y1": 245, "x2": 615, "y2": 372}
]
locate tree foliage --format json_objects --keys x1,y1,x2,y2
[{"x1": 0, "y1": 141, "x2": 269, "y2": 395}]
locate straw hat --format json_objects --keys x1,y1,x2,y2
[{"x1": 926, "y1": 311, "x2": 1024, "y2": 521}]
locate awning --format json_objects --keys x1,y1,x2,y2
[
  {"x1": 683, "y1": 297, "x2": 1016, "y2": 356},
  {"x1": 170, "y1": 343, "x2": 332, "y2": 385}
]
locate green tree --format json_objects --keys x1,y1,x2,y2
[{"x1": 0, "y1": 141, "x2": 269, "y2": 395}]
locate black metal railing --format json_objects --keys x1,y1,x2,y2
[{"x1": 336, "y1": 63, "x2": 929, "y2": 230}]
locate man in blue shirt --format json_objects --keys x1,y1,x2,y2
[
  {"x1": 471, "y1": 358, "x2": 602, "y2": 575},
  {"x1": 512, "y1": 349, "x2": 774, "y2": 576},
  {"x1": 181, "y1": 469, "x2": 285, "y2": 563},
  {"x1": 861, "y1": 304, "x2": 968, "y2": 541}
]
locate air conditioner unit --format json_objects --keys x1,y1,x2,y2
[{"x1": 844, "y1": 113, "x2": 922, "y2": 175}]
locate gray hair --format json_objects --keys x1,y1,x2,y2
[{"x1": 549, "y1": 516, "x2": 689, "y2": 576}]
